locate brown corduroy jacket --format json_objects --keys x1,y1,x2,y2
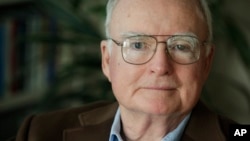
[{"x1": 13, "y1": 101, "x2": 233, "y2": 141}]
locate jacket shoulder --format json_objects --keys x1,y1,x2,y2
[
  {"x1": 15, "y1": 101, "x2": 117, "y2": 141},
  {"x1": 182, "y1": 101, "x2": 237, "y2": 141}
]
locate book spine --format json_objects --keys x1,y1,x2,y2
[
  {"x1": 47, "y1": 17, "x2": 58, "y2": 85},
  {"x1": 17, "y1": 19, "x2": 27, "y2": 93},
  {"x1": 0, "y1": 23, "x2": 6, "y2": 98},
  {"x1": 9, "y1": 20, "x2": 18, "y2": 95},
  {"x1": 4, "y1": 19, "x2": 12, "y2": 99}
]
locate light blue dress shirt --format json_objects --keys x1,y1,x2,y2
[{"x1": 109, "y1": 109, "x2": 191, "y2": 141}]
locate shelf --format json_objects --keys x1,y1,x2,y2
[
  {"x1": 0, "y1": 0, "x2": 32, "y2": 6},
  {"x1": 0, "y1": 93, "x2": 44, "y2": 113},
  {"x1": 0, "y1": 0, "x2": 37, "y2": 19}
]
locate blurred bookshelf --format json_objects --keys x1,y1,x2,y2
[
  {"x1": 0, "y1": 0, "x2": 114, "y2": 139},
  {"x1": 0, "y1": 1, "x2": 34, "y2": 140},
  {"x1": 0, "y1": 0, "x2": 100, "y2": 140},
  {"x1": 0, "y1": 7, "x2": 60, "y2": 114},
  {"x1": 0, "y1": 0, "x2": 112, "y2": 139},
  {"x1": 0, "y1": 0, "x2": 31, "y2": 6}
]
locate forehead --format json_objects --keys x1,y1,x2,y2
[
  {"x1": 110, "y1": 0, "x2": 207, "y2": 39},
  {"x1": 115, "y1": 0, "x2": 201, "y2": 12}
]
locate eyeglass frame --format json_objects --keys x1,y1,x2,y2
[{"x1": 107, "y1": 34, "x2": 209, "y2": 65}]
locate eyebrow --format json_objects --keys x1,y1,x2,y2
[
  {"x1": 120, "y1": 32, "x2": 198, "y2": 38},
  {"x1": 120, "y1": 32, "x2": 146, "y2": 38}
]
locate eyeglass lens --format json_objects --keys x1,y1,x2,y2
[{"x1": 121, "y1": 35, "x2": 200, "y2": 65}]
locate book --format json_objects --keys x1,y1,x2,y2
[{"x1": 0, "y1": 22, "x2": 6, "y2": 98}]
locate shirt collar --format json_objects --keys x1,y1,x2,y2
[
  {"x1": 109, "y1": 108, "x2": 191, "y2": 141},
  {"x1": 109, "y1": 108, "x2": 123, "y2": 141}
]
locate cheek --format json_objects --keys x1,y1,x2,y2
[
  {"x1": 110, "y1": 67, "x2": 135, "y2": 105},
  {"x1": 109, "y1": 55, "x2": 123, "y2": 85},
  {"x1": 183, "y1": 61, "x2": 206, "y2": 84},
  {"x1": 108, "y1": 53, "x2": 146, "y2": 102},
  {"x1": 178, "y1": 65, "x2": 205, "y2": 105},
  {"x1": 109, "y1": 52, "x2": 135, "y2": 95}
]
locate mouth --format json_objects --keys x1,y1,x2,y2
[{"x1": 142, "y1": 86, "x2": 177, "y2": 91}]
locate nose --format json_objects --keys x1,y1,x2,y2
[{"x1": 149, "y1": 44, "x2": 173, "y2": 76}]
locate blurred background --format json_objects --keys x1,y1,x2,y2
[{"x1": 0, "y1": 0, "x2": 249, "y2": 140}]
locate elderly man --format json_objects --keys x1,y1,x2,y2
[{"x1": 13, "y1": 0, "x2": 235, "y2": 141}]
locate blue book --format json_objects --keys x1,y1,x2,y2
[
  {"x1": 0, "y1": 23, "x2": 6, "y2": 98},
  {"x1": 17, "y1": 19, "x2": 27, "y2": 92},
  {"x1": 47, "y1": 18, "x2": 57, "y2": 85}
]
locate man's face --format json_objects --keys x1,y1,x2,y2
[{"x1": 101, "y1": 0, "x2": 213, "y2": 116}]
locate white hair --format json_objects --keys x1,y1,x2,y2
[
  {"x1": 105, "y1": 0, "x2": 119, "y2": 38},
  {"x1": 105, "y1": 0, "x2": 213, "y2": 54},
  {"x1": 199, "y1": 0, "x2": 213, "y2": 42}
]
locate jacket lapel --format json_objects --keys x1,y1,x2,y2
[
  {"x1": 181, "y1": 102, "x2": 226, "y2": 141},
  {"x1": 63, "y1": 102, "x2": 118, "y2": 141}
]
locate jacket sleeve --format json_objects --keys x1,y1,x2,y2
[{"x1": 15, "y1": 115, "x2": 35, "y2": 141}]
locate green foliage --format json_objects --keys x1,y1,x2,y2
[
  {"x1": 209, "y1": 0, "x2": 250, "y2": 68},
  {"x1": 29, "y1": 0, "x2": 114, "y2": 111}
]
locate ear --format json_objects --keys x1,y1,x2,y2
[
  {"x1": 203, "y1": 44, "x2": 215, "y2": 81},
  {"x1": 101, "y1": 40, "x2": 111, "y2": 82}
]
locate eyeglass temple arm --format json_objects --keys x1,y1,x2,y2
[{"x1": 107, "y1": 38, "x2": 123, "y2": 46}]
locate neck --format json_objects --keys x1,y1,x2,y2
[{"x1": 119, "y1": 106, "x2": 187, "y2": 141}]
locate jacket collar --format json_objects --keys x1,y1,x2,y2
[
  {"x1": 181, "y1": 101, "x2": 226, "y2": 141},
  {"x1": 63, "y1": 102, "x2": 118, "y2": 141},
  {"x1": 63, "y1": 102, "x2": 225, "y2": 141}
]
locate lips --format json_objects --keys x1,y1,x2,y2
[
  {"x1": 142, "y1": 87, "x2": 176, "y2": 91},
  {"x1": 142, "y1": 86, "x2": 177, "y2": 91}
]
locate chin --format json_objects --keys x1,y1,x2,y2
[{"x1": 138, "y1": 100, "x2": 182, "y2": 116}]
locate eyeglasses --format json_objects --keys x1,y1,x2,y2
[{"x1": 108, "y1": 35, "x2": 206, "y2": 65}]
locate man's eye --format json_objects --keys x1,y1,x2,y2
[
  {"x1": 175, "y1": 44, "x2": 191, "y2": 52},
  {"x1": 168, "y1": 43, "x2": 193, "y2": 53},
  {"x1": 130, "y1": 42, "x2": 147, "y2": 50}
]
